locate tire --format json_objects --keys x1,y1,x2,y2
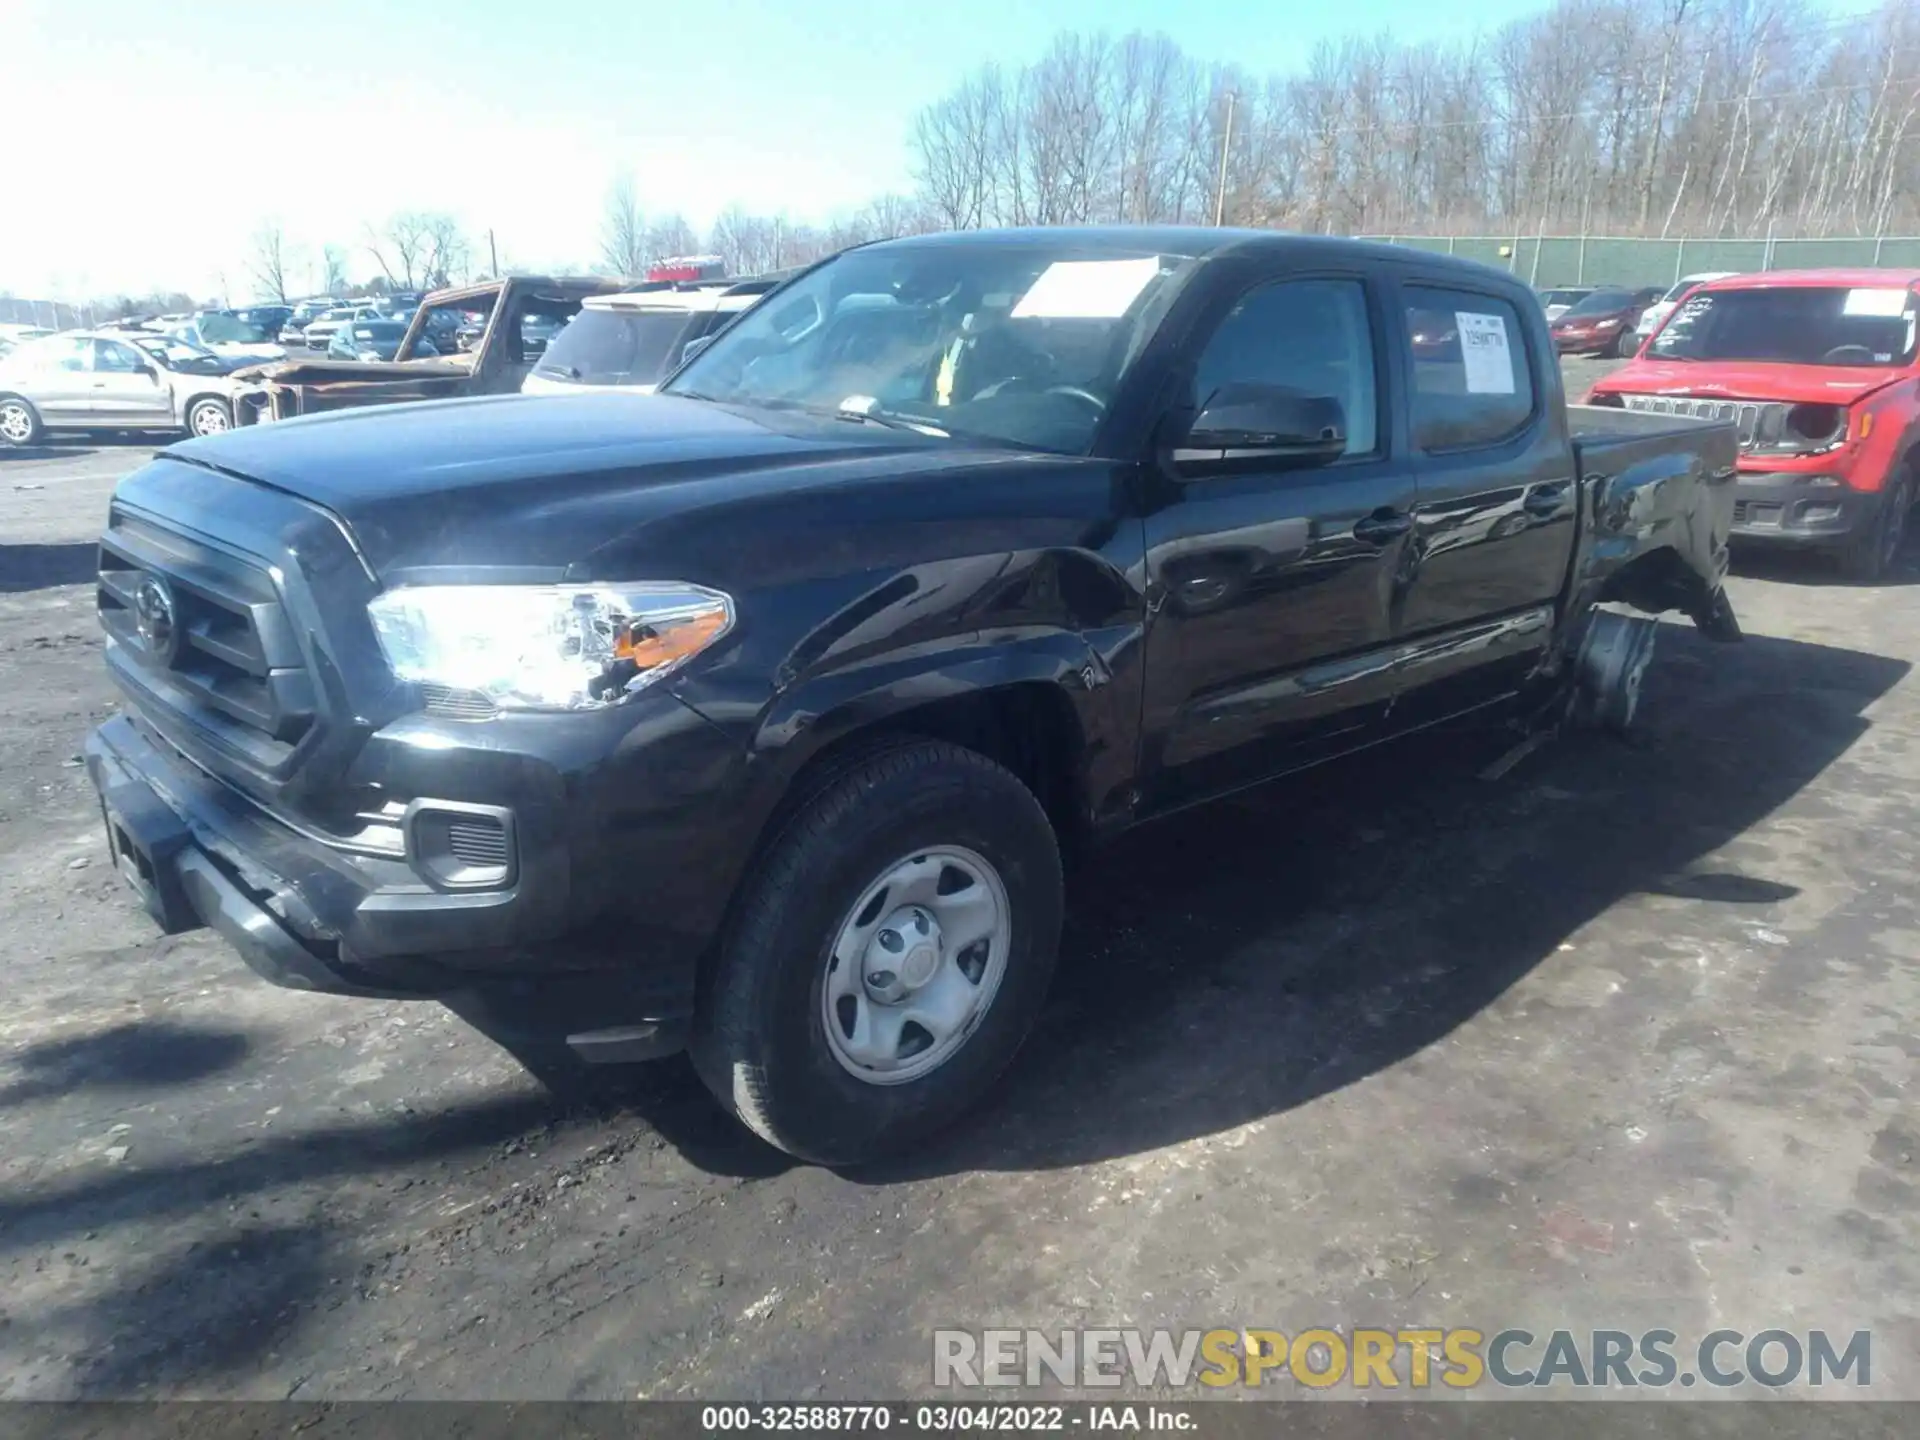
[
  {"x1": 0, "y1": 396, "x2": 43, "y2": 447},
  {"x1": 1839, "y1": 469, "x2": 1914, "y2": 582},
  {"x1": 185, "y1": 397, "x2": 232, "y2": 438},
  {"x1": 691, "y1": 739, "x2": 1063, "y2": 1165},
  {"x1": 1614, "y1": 327, "x2": 1639, "y2": 358}
]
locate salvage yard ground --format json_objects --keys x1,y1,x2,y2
[{"x1": 1, "y1": 359, "x2": 1917, "y2": 1399}]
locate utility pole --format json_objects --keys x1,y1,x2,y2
[
  {"x1": 488, "y1": 229, "x2": 500, "y2": 279},
  {"x1": 1213, "y1": 89, "x2": 1237, "y2": 228}
]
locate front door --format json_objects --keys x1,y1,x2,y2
[
  {"x1": 1138, "y1": 272, "x2": 1418, "y2": 812},
  {"x1": 88, "y1": 339, "x2": 176, "y2": 425}
]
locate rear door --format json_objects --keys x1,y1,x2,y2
[
  {"x1": 1388, "y1": 277, "x2": 1577, "y2": 725},
  {"x1": 1138, "y1": 267, "x2": 1419, "y2": 811},
  {"x1": 16, "y1": 337, "x2": 95, "y2": 423}
]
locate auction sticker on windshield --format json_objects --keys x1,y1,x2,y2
[
  {"x1": 1457, "y1": 312, "x2": 1514, "y2": 394},
  {"x1": 1843, "y1": 288, "x2": 1911, "y2": 317},
  {"x1": 1011, "y1": 258, "x2": 1161, "y2": 319}
]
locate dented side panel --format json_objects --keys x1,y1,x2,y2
[{"x1": 1565, "y1": 404, "x2": 1741, "y2": 640}]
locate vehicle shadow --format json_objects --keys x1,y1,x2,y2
[
  {"x1": 0, "y1": 541, "x2": 98, "y2": 592},
  {"x1": 1731, "y1": 529, "x2": 1920, "y2": 587},
  {"x1": 851, "y1": 623, "x2": 1907, "y2": 1182},
  {"x1": 0, "y1": 1020, "x2": 250, "y2": 1109}
]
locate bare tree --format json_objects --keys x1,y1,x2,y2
[
  {"x1": 247, "y1": 223, "x2": 294, "y2": 302},
  {"x1": 322, "y1": 244, "x2": 348, "y2": 296},
  {"x1": 901, "y1": 3, "x2": 1920, "y2": 241},
  {"x1": 367, "y1": 212, "x2": 469, "y2": 292},
  {"x1": 601, "y1": 174, "x2": 647, "y2": 277}
]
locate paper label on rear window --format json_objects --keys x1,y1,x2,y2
[
  {"x1": 1011, "y1": 258, "x2": 1160, "y2": 319},
  {"x1": 1844, "y1": 287, "x2": 1910, "y2": 317},
  {"x1": 1456, "y1": 312, "x2": 1515, "y2": 394}
]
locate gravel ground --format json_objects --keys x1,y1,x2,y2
[{"x1": 2, "y1": 360, "x2": 1919, "y2": 1402}]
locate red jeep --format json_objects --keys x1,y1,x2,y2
[{"x1": 1588, "y1": 269, "x2": 1920, "y2": 579}]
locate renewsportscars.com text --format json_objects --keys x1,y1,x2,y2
[{"x1": 932, "y1": 1327, "x2": 1871, "y2": 1390}]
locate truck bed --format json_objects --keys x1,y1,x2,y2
[{"x1": 1566, "y1": 402, "x2": 1739, "y2": 625}]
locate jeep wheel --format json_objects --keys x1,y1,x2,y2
[
  {"x1": 1840, "y1": 470, "x2": 1914, "y2": 582},
  {"x1": 691, "y1": 740, "x2": 1062, "y2": 1165}
]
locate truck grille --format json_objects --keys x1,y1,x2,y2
[
  {"x1": 1618, "y1": 393, "x2": 1790, "y2": 451},
  {"x1": 98, "y1": 512, "x2": 316, "y2": 764}
]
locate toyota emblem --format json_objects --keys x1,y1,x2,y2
[{"x1": 133, "y1": 573, "x2": 181, "y2": 666}]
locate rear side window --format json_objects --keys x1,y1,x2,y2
[
  {"x1": 535, "y1": 308, "x2": 697, "y2": 385},
  {"x1": 1403, "y1": 285, "x2": 1534, "y2": 451}
]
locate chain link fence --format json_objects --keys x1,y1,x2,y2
[{"x1": 1356, "y1": 235, "x2": 1920, "y2": 287}]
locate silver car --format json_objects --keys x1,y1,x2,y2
[{"x1": 0, "y1": 330, "x2": 247, "y2": 445}]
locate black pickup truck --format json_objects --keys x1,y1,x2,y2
[{"x1": 83, "y1": 228, "x2": 1739, "y2": 1163}]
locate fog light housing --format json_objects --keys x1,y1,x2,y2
[
  {"x1": 1801, "y1": 503, "x2": 1844, "y2": 524},
  {"x1": 403, "y1": 800, "x2": 517, "y2": 891},
  {"x1": 1802, "y1": 474, "x2": 1843, "y2": 488}
]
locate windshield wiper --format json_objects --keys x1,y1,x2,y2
[{"x1": 833, "y1": 407, "x2": 950, "y2": 437}]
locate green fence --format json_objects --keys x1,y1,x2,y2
[{"x1": 1356, "y1": 234, "x2": 1920, "y2": 287}]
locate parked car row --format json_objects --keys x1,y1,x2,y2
[{"x1": 1534, "y1": 273, "x2": 1747, "y2": 357}]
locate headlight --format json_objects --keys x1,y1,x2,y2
[
  {"x1": 1594, "y1": 317, "x2": 1621, "y2": 329},
  {"x1": 367, "y1": 583, "x2": 733, "y2": 711}
]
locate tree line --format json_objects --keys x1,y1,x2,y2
[
  {"x1": 908, "y1": 0, "x2": 1920, "y2": 239},
  {"x1": 73, "y1": 0, "x2": 1920, "y2": 311}
]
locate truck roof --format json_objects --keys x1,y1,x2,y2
[
  {"x1": 1700, "y1": 267, "x2": 1920, "y2": 291},
  {"x1": 863, "y1": 225, "x2": 1524, "y2": 287}
]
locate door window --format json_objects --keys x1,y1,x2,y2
[
  {"x1": 1191, "y1": 278, "x2": 1378, "y2": 457},
  {"x1": 19, "y1": 336, "x2": 90, "y2": 372},
  {"x1": 1403, "y1": 285, "x2": 1535, "y2": 450},
  {"x1": 91, "y1": 340, "x2": 149, "y2": 373}
]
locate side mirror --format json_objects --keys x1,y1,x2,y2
[
  {"x1": 680, "y1": 334, "x2": 716, "y2": 364},
  {"x1": 138, "y1": 362, "x2": 160, "y2": 380},
  {"x1": 1173, "y1": 384, "x2": 1347, "y2": 472}
]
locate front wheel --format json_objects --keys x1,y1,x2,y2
[
  {"x1": 1614, "y1": 327, "x2": 1640, "y2": 358},
  {"x1": 1839, "y1": 470, "x2": 1914, "y2": 582},
  {"x1": 0, "y1": 396, "x2": 43, "y2": 447},
  {"x1": 186, "y1": 397, "x2": 232, "y2": 438},
  {"x1": 691, "y1": 739, "x2": 1063, "y2": 1165}
]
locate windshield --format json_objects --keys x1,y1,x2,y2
[
  {"x1": 352, "y1": 323, "x2": 405, "y2": 341},
  {"x1": 1649, "y1": 286, "x2": 1918, "y2": 367},
  {"x1": 133, "y1": 335, "x2": 219, "y2": 368},
  {"x1": 196, "y1": 313, "x2": 271, "y2": 344},
  {"x1": 1541, "y1": 289, "x2": 1588, "y2": 306},
  {"x1": 664, "y1": 243, "x2": 1199, "y2": 453},
  {"x1": 1561, "y1": 290, "x2": 1632, "y2": 319},
  {"x1": 535, "y1": 308, "x2": 698, "y2": 385}
]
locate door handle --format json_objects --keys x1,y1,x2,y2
[
  {"x1": 1523, "y1": 484, "x2": 1570, "y2": 517},
  {"x1": 1352, "y1": 509, "x2": 1413, "y2": 545}
]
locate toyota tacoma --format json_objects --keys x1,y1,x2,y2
[{"x1": 85, "y1": 228, "x2": 1739, "y2": 1163}]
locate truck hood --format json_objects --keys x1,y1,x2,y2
[
  {"x1": 1592, "y1": 360, "x2": 1909, "y2": 407},
  {"x1": 157, "y1": 391, "x2": 1025, "y2": 579}
]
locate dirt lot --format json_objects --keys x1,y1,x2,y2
[{"x1": 3, "y1": 360, "x2": 1919, "y2": 1401}]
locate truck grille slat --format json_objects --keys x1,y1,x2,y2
[{"x1": 1618, "y1": 394, "x2": 1791, "y2": 453}]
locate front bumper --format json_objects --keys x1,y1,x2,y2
[
  {"x1": 1728, "y1": 472, "x2": 1872, "y2": 545},
  {"x1": 83, "y1": 703, "x2": 747, "y2": 1057}
]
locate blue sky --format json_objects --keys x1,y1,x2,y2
[{"x1": 0, "y1": 0, "x2": 1878, "y2": 300}]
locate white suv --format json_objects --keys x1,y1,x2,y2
[
  {"x1": 521, "y1": 279, "x2": 777, "y2": 396},
  {"x1": 1636, "y1": 272, "x2": 1740, "y2": 339}
]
